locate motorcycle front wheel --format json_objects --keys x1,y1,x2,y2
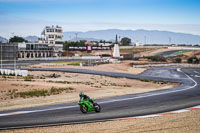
[{"x1": 94, "y1": 103, "x2": 101, "y2": 113}]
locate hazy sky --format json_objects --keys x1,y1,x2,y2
[{"x1": 0, "y1": 0, "x2": 200, "y2": 38}]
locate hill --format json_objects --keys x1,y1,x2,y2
[{"x1": 63, "y1": 29, "x2": 200, "y2": 45}]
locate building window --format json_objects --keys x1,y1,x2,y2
[
  {"x1": 50, "y1": 29, "x2": 54, "y2": 32},
  {"x1": 49, "y1": 35, "x2": 54, "y2": 38}
]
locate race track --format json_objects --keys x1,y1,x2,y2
[{"x1": 0, "y1": 67, "x2": 200, "y2": 130}]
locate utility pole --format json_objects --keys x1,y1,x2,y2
[
  {"x1": 11, "y1": 32, "x2": 15, "y2": 37},
  {"x1": 118, "y1": 36, "x2": 121, "y2": 45},
  {"x1": 75, "y1": 33, "x2": 78, "y2": 42},
  {"x1": 169, "y1": 37, "x2": 171, "y2": 45},
  {"x1": 14, "y1": 44, "x2": 16, "y2": 70},
  {"x1": 69, "y1": 36, "x2": 71, "y2": 41},
  {"x1": 1, "y1": 44, "x2": 2, "y2": 70}
]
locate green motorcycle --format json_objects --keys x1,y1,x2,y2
[{"x1": 78, "y1": 98, "x2": 101, "y2": 113}]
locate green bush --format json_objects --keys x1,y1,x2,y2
[
  {"x1": 24, "y1": 75, "x2": 33, "y2": 81},
  {"x1": 187, "y1": 56, "x2": 199, "y2": 64},
  {"x1": 14, "y1": 87, "x2": 75, "y2": 98},
  {"x1": 148, "y1": 56, "x2": 166, "y2": 62},
  {"x1": 175, "y1": 58, "x2": 182, "y2": 63},
  {"x1": 140, "y1": 78, "x2": 150, "y2": 82},
  {"x1": 16, "y1": 89, "x2": 48, "y2": 98}
]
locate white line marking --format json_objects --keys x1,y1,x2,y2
[
  {"x1": 99, "y1": 68, "x2": 197, "y2": 104},
  {"x1": 0, "y1": 68, "x2": 198, "y2": 117},
  {"x1": 171, "y1": 110, "x2": 189, "y2": 113},
  {"x1": 0, "y1": 105, "x2": 78, "y2": 117},
  {"x1": 0, "y1": 106, "x2": 200, "y2": 130},
  {"x1": 136, "y1": 115, "x2": 159, "y2": 118},
  {"x1": 194, "y1": 71, "x2": 200, "y2": 74},
  {"x1": 193, "y1": 105, "x2": 200, "y2": 108}
]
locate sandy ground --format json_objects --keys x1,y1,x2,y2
[
  {"x1": 0, "y1": 70, "x2": 176, "y2": 111},
  {"x1": 2, "y1": 109, "x2": 200, "y2": 133}
]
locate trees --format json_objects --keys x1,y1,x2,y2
[
  {"x1": 9, "y1": 36, "x2": 28, "y2": 43},
  {"x1": 175, "y1": 58, "x2": 182, "y2": 63},
  {"x1": 187, "y1": 56, "x2": 199, "y2": 64},
  {"x1": 120, "y1": 37, "x2": 131, "y2": 46}
]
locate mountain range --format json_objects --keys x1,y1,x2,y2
[
  {"x1": 0, "y1": 36, "x2": 8, "y2": 43},
  {"x1": 1, "y1": 29, "x2": 200, "y2": 45},
  {"x1": 24, "y1": 36, "x2": 39, "y2": 42},
  {"x1": 63, "y1": 29, "x2": 200, "y2": 44}
]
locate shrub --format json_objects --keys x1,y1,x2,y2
[
  {"x1": 140, "y1": 78, "x2": 150, "y2": 82},
  {"x1": 16, "y1": 89, "x2": 48, "y2": 98},
  {"x1": 175, "y1": 58, "x2": 182, "y2": 63},
  {"x1": 24, "y1": 75, "x2": 33, "y2": 81},
  {"x1": 148, "y1": 56, "x2": 166, "y2": 62},
  {"x1": 187, "y1": 56, "x2": 199, "y2": 64}
]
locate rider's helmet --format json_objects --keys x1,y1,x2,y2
[{"x1": 79, "y1": 92, "x2": 84, "y2": 97}]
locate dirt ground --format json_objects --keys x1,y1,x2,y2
[
  {"x1": 0, "y1": 70, "x2": 176, "y2": 111},
  {"x1": 2, "y1": 109, "x2": 200, "y2": 133}
]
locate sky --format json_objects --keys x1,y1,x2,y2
[{"x1": 0, "y1": 0, "x2": 200, "y2": 38}]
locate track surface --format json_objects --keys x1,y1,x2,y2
[{"x1": 0, "y1": 67, "x2": 200, "y2": 130}]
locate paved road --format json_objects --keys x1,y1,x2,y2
[
  {"x1": 155, "y1": 50, "x2": 191, "y2": 57},
  {"x1": 0, "y1": 67, "x2": 199, "y2": 130},
  {"x1": 1, "y1": 59, "x2": 87, "y2": 67}
]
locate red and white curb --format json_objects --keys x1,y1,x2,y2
[{"x1": 115, "y1": 105, "x2": 200, "y2": 120}]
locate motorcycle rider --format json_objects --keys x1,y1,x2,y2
[{"x1": 79, "y1": 92, "x2": 94, "y2": 106}]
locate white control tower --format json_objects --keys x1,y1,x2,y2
[{"x1": 113, "y1": 34, "x2": 120, "y2": 58}]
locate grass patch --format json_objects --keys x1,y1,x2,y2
[
  {"x1": 11, "y1": 87, "x2": 75, "y2": 98},
  {"x1": 24, "y1": 75, "x2": 34, "y2": 81},
  {"x1": 100, "y1": 82, "x2": 131, "y2": 87},
  {"x1": 67, "y1": 61, "x2": 88, "y2": 66},
  {"x1": 140, "y1": 78, "x2": 150, "y2": 82},
  {"x1": 15, "y1": 89, "x2": 48, "y2": 98},
  {"x1": 47, "y1": 80, "x2": 94, "y2": 85},
  {"x1": 53, "y1": 61, "x2": 88, "y2": 66}
]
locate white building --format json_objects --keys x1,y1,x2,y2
[
  {"x1": 39, "y1": 25, "x2": 64, "y2": 57},
  {"x1": 136, "y1": 40, "x2": 144, "y2": 47}
]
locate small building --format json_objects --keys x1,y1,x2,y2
[
  {"x1": 99, "y1": 42, "x2": 112, "y2": 46},
  {"x1": 136, "y1": 40, "x2": 144, "y2": 46},
  {"x1": 38, "y1": 25, "x2": 64, "y2": 57},
  {"x1": 0, "y1": 43, "x2": 18, "y2": 62},
  {"x1": 18, "y1": 42, "x2": 54, "y2": 58}
]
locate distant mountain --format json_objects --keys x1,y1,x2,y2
[
  {"x1": 63, "y1": 29, "x2": 200, "y2": 45},
  {"x1": 0, "y1": 36, "x2": 8, "y2": 43},
  {"x1": 24, "y1": 36, "x2": 39, "y2": 42},
  {"x1": 71, "y1": 37, "x2": 101, "y2": 42}
]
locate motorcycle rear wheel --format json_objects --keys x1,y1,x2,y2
[{"x1": 80, "y1": 106, "x2": 88, "y2": 113}]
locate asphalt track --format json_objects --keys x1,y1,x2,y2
[
  {"x1": 1, "y1": 59, "x2": 85, "y2": 67},
  {"x1": 0, "y1": 67, "x2": 200, "y2": 130}
]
